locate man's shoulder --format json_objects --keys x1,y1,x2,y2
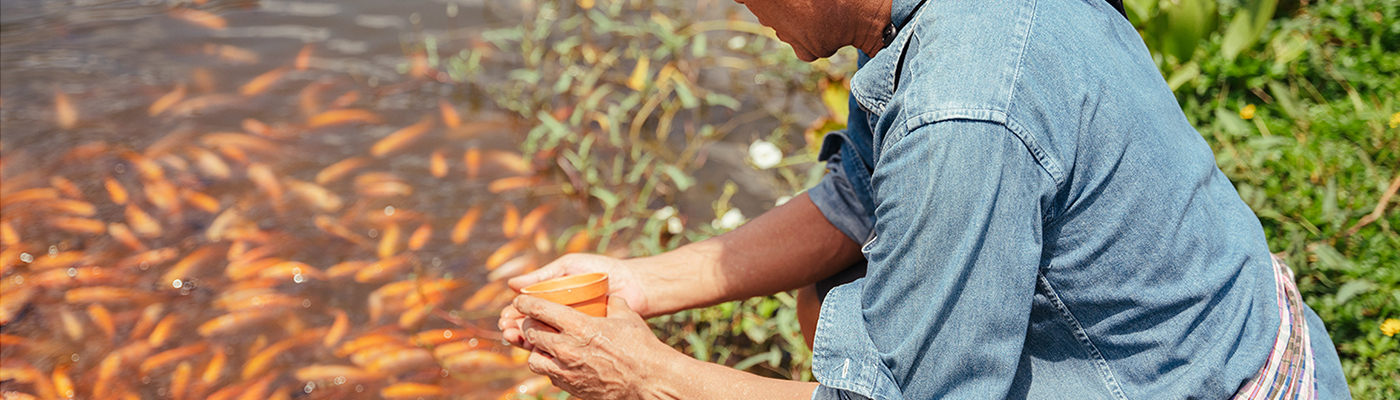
[{"x1": 855, "y1": 0, "x2": 1140, "y2": 122}]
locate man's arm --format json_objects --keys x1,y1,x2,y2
[
  {"x1": 514, "y1": 295, "x2": 818, "y2": 400},
  {"x1": 628, "y1": 191, "x2": 864, "y2": 315}
]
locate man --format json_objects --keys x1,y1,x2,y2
[{"x1": 498, "y1": 0, "x2": 1352, "y2": 398}]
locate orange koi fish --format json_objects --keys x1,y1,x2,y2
[
  {"x1": 370, "y1": 118, "x2": 434, "y2": 157},
  {"x1": 518, "y1": 203, "x2": 557, "y2": 236},
  {"x1": 381, "y1": 382, "x2": 443, "y2": 399},
  {"x1": 407, "y1": 223, "x2": 432, "y2": 251},
  {"x1": 239, "y1": 67, "x2": 288, "y2": 96},
  {"x1": 147, "y1": 314, "x2": 179, "y2": 346},
  {"x1": 487, "y1": 176, "x2": 545, "y2": 193},
  {"x1": 246, "y1": 163, "x2": 283, "y2": 201},
  {"x1": 126, "y1": 204, "x2": 163, "y2": 238},
  {"x1": 485, "y1": 238, "x2": 530, "y2": 270},
  {"x1": 483, "y1": 149, "x2": 533, "y2": 175},
  {"x1": 325, "y1": 260, "x2": 370, "y2": 279},
  {"x1": 197, "y1": 309, "x2": 277, "y2": 337},
  {"x1": 295, "y1": 44, "x2": 313, "y2": 70},
  {"x1": 140, "y1": 343, "x2": 208, "y2": 373},
  {"x1": 461, "y1": 280, "x2": 510, "y2": 311},
  {"x1": 201, "y1": 346, "x2": 227, "y2": 384},
  {"x1": 49, "y1": 176, "x2": 82, "y2": 198},
  {"x1": 108, "y1": 223, "x2": 148, "y2": 251},
  {"x1": 170, "y1": 361, "x2": 193, "y2": 400},
  {"x1": 149, "y1": 83, "x2": 187, "y2": 116},
  {"x1": 188, "y1": 147, "x2": 231, "y2": 180},
  {"x1": 315, "y1": 156, "x2": 371, "y2": 185},
  {"x1": 170, "y1": 8, "x2": 227, "y2": 29},
  {"x1": 92, "y1": 353, "x2": 123, "y2": 396},
  {"x1": 314, "y1": 215, "x2": 371, "y2": 247},
  {"x1": 285, "y1": 178, "x2": 342, "y2": 212},
  {"x1": 54, "y1": 90, "x2": 77, "y2": 129},
  {"x1": 48, "y1": 216, "x2": 106, "y2": 235},
  {"x1": 364, "y1": 347, "x2": 434, "y2": 375},
  {"x1": 160, "y1": 245, "x2": 222, "y2": 284},
  {"x1": 182, "y1": 189, "x2": 221, "y2": 213},
  {"x1": 438, "y1": 98, "x2": 461, "y2": 128},
  {"x1": 451, "y1": 206, "x2": 482, "y2": 244},
  {"x1": 105, "y1": 177, "x2": 129, "y2": 205},
  {"x1": 2, "y1": 187, "x2": 58, "y2": 206},
  {"x1": 463, "y1": 146, "x2": 481, "y2": 179},
  {"x1": 329, "y1": 90, "x2": 360, "y2": 108},
  {"x1": 354, "y1": 253, "x2": 413, "y2": 283},
  {"x1": 129, "y1": 304, "x2": 166, "y2": 339},
  {"x1": 307, "y1": 109, "x2": 382, "y2": 128},
  {"x1": 294, "y1": 364, "x2": 383, "y2": 383},
  {"x1": 57, "y1": 307, "x2": 85, "y2": 340},
  {"x1": 429, "y1": 149, "x2": 449, "y2": 177},
  {"x1": 378, "y1": 223, "x2": 401, "y2": 258},
  {"x1": 87, "y1": 304, "x2": 116, "y2": 338},
  {"x1": 0, "y1": 221, "x2": 18, "y2": 246},
  {"x1": 565, "y1": 229, "x2": 591, "y2": 253},
  {"x1": 324, "y1": 309, "x2": 350, "y2": 347},
  {"x1": 502, "y1": 203, "x2": 520, "y2": 238}
]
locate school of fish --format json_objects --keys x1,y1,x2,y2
[{"x1": 0, "y1": 5, "x2": 591, "y2": 399}]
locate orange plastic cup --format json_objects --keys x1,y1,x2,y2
[{"x1": 519, "y1": 273, "x2": 609, "y2": 317}]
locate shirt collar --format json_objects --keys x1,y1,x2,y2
[{"x1": 891, "y1": 0, "x2": 924, "y2": 29}]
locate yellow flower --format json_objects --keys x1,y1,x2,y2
[
  {"x1": 1390, "y1": 112, "x2": 1399, "y2": 129},
  {"x1": 1239, "y1": 104, "x2": 1256, "y2": 120},
  {"x1": 1383, "y1": 318, "x2": 1400, "y2": 337}
]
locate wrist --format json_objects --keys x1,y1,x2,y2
[
  {"x1": 631, "y1": 343, "x2": 695, "y2": 400},
  {"x1": 623, "y1": 245, "x2": 722, "y2": 316}
]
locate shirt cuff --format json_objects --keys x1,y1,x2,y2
[
  {"x1": 812, "y1": 384, "x2": 874, "y2": 400},
  {"x1": 808, "y1": 151, "x2": 874, "y2": 245},
  {"x1": 811, "y1": 278, "x2": 904, "y2": 400}
]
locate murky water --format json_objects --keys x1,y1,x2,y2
[{"x1": 0, "y1": 0, "x2": 586, "y2": 398}]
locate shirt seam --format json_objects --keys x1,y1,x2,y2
[
  {"x1": 880, "y1": 110, "x2": 1061, "y2": 198},
  {"x1": 1037, "y1": 273, "x2": 1130, "y2": 400}
]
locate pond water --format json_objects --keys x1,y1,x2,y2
[{"x1": 0, "y1": 0, "x2": 599, "y2": 398}]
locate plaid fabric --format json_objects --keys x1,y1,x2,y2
[{"x1": 1233, "y1": 255, "x2": 1316, "y2": 400}]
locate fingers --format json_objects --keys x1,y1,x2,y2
[
  {"x1": 520, "y1": 317, "x2": 566, "y2": 356},
  {"x1": 606, "y1": 295, "x2": 637, "y2": 319},
  {"x1": 507, "y1": 264, "x2": 565, "y2": 291},
  {"x1": 526, "y1": 349, "x2": 567, "y2": 382},
  {"x1": 513, "y1": 295, "x2": 584, "y2": 332},
  {"x1": 498, "y1": 305, "x2": 531, "y2": 349}
]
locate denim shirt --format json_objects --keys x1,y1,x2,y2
[{"x1": 803, "y1": 0, "x2": 1349, "y2": 399}]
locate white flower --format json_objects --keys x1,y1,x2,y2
[
  {"x1": 775, "y1": 196, "x2": 792, "y2": 206},
  {"x1": 727, "y1": 36, "x2": 747, "y2": 50},
  {"x1": 749, "y1": 140, "x2": 783, "y2": 169},
  {"x1": 713, "y1": 208, "x2": 745, "y2": 230},
  {"x1": 654, "y1": 206, "x2": 676, "y2": 220},
  {"x1": 667, "y1": 217, "x2": 684, "y2": 234}
]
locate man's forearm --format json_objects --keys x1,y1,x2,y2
[
  {"x1": 639, "y1": 348, "x2": 818, "y2": 400},
  {"x1": 625, "y1": 192, "x2": 864, "y2": 315}
]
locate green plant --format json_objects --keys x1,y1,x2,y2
[{"x1": 423, "y1": 0, "x2": 851, "y2": 378}]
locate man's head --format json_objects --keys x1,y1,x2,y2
[{"x1": 734, "y1": 0, "x2": 891, "y2": 62}]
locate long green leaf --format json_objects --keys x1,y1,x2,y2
[{"x1": 1221, "y1": 0, "x2": 1279, "y2": 60}]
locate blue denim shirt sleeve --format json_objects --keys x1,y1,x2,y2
[
  {"x1": 812, "y1": 119, "x2": 1050, "y2": 400},
  {"x1": 807, "y1": 138, "x2": 874, "y2": 245}
]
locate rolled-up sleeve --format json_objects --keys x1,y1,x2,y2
[{"x1": 808, "y1": 136, "x2": 876, "y2": 245}]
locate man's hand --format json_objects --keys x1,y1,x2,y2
[
  {"x1": 514, "y1": 295, "x2": 683, "y2": 400},
  {"x1": 500, "y1": 253, "x2": 655, "y2": 349}
]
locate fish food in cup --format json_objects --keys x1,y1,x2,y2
[{"x1": 519, "y1": 273, "x2": 609, "y2": 317}]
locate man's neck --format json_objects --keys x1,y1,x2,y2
[{"x1": 848, "y1": 0, "x2": 894, "y2": 56}]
